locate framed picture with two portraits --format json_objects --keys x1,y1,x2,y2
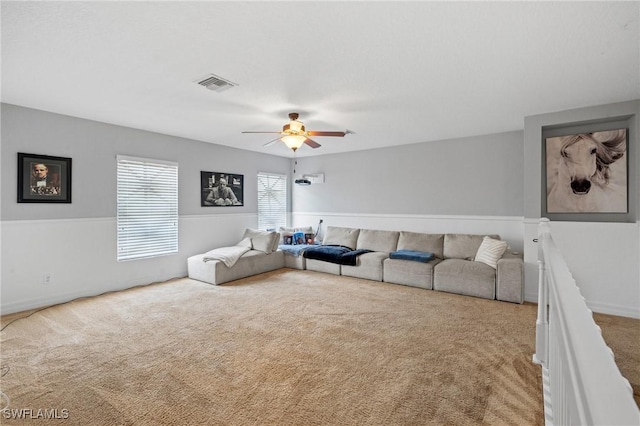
[{"x1": 17, "y1": 153, "x2": 72, "y2": 203}]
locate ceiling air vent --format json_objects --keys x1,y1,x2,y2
[{"x1": 195, "y1": 74, "x2": 237, "y2": 92}]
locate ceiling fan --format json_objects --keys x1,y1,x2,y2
[{"x1": 242, "y1": 112, "x2": 352, "y2": 152}]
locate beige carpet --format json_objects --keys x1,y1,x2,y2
[
  {"x1": 1, "y1": 269, "x2": 554, "y2": 425},
  {"x1": 593, "y1": 312, "x2": 640, "y2": 406}
]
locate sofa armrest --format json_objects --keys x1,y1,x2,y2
[{"x1": 496, "y1": 252, "x2": 524, "y2": 303}]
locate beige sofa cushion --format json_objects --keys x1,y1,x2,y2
[
  {"x1": 433, "y1": 259, "x2": 496, "y2": 299},
  {"x1": 323, "y1": 226, "x2": 360, "y2": 249},
  {"x1": 497, "y1": 252, "x2": 524, "y2": 303},
  {"x1": 444, "y1": 234, "x2": 499, "y2": 260},
  {"x1": 341, "y1": 252, "x2": 390, "y2": 281},
  {"x1": 397, "y1": 232, "x2": 444, "y2": 259},
  {"x1": 279, "y1": 226, "x2": 313, "y2": 234},
  {"x1": 306, "y1": 258, "x2": 341, "y2": 275},
  {"x1": 383, "y1": 257, "x2": 442, "y2": 289},
  {"x1": 356, "y1": 229, "x2": 399, "y2": 253},
  {"x1": 242, "y1": 229, "x2": 279, "y2": 254}
]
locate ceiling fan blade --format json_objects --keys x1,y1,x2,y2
[
  {"x1": 304, "y1": 138, "x2": 321, "y2": 149},
  {"x1": 263, "y1": 136, "x2": 283, "y2": 147},
  {"x1": 242, "y1": 131, "x2": 282, "y2": 134},
  {"x1": 307, "y1": 131, "x2": 347, "y2": 137}
]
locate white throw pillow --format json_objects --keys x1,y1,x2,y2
[
  {"x1": 242, "y1": 229, "x2": 278, "y2": 254},
  {"x1": 235, "y1": 237, "x2": 252, "y2": 249},
  {"x1": 474, "y1": 236, "x2": 508, "y2": 269}
]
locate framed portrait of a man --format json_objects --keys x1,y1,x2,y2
[
  {"x1": 200, "y1": 171, "x2": 244, "y2": 207},
  {"x1": 17, "y1": 153, "x2": 72, "y2": 203}
]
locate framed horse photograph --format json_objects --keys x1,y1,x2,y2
[{"x1": 545, "y1": 129, "x2": 628, "y2": 214}]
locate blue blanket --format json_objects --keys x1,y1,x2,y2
[
  {"x1": 278, "y1": 244, "x2": 316, "y2": 257},
  {"x1": 303, "y1": 245, "x2": 372, "y2": 266},
  {"x1": 389, "y1": 250, "x2": 435, "y2": 263}
]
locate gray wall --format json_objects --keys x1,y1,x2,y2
[
  {"x1": 1, "y1": 104, "x2": 525, "y2": 221},
  {"x1": 1, "y1": 104, "x2": 291, "y2": 221},
  {"x1": 293, "y1": 131, "x2": 524, "y2": 216}
]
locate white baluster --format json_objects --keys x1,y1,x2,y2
[{"x1": 532, "y1": 218, "x2": 639, "y2": 426}]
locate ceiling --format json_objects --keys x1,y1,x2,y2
[{"x1": 2, "y1": 1, "x2": 639, "y2": 158}]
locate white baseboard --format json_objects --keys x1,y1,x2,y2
[
  {"x1": 587, "y1": 301, "x2": 640, "y2": 320},
  {"x1": 2, "y1": 270, "x2": 188, "y2": 315},
  {"x1": 522, "y1": 295, "x2": 640, "y2": 319}
]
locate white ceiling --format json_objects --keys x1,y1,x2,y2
[{"x1": 2, "y1": 1, "x2": 639, "y2": 158}]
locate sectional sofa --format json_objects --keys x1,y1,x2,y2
[
  {"x1": 187, "y1": 226, "x2": 524, "y2": 304},
  {"x1": 187, "y1": 228, "x2": 284, "y2": 286}
]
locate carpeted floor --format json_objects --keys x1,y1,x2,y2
[
  {"x1": 593, "y1": 311, "x2": 640, "y2": 407},
  {"x1": 0, "y1": 269, "x2": 634, "y2": 425}
]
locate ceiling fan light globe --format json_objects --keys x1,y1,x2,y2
[
  {"x1": 282, "y1": 135, "x2": 306, "y2": 151},
  {"x1": 289, "y1": 120, "x2": 304, "y2": 133}
]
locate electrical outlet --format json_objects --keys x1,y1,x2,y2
[{"x1": 43, "y1": 274, "x2": 52, "y2": 285}]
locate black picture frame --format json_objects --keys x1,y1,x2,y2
[
  {"x1": 200, "y1": 171, "x2": 244, "y2": 207},
  {"x1": 17, "y1": 153, "x2": 72, "y2": 203}
]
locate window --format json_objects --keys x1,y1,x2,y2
[
  {"x1": 257, "y1": 172, "x2": 287, "y2": 231},
  {"x1": 117, "y1": 156, "x2": 178, "y2": 261}
]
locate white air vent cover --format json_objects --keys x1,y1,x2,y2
[{"x1": 195, "y1": 74, "x2": 237, "y2": 92}]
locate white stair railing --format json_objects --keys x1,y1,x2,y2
[{"x1": 533, "y1": 218, "x2": 639, "y2": 425}]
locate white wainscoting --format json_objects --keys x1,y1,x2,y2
[
  {"x1": 525, "y1": 218, "x2": 640, "y2": 319},
  {"x1": 0, "y1": 214, "x2": 258, "y2": 314},
  {"x1": 4, "y1": 214, "x2": 637, "y2": 318}
]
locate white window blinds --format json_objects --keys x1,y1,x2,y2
[
  {"x1": 117, "y1": 156, "x2": 178, "y2": 261},
  {"x1": 257, "y1": 172, "x2": 287, "y2": 231}
]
